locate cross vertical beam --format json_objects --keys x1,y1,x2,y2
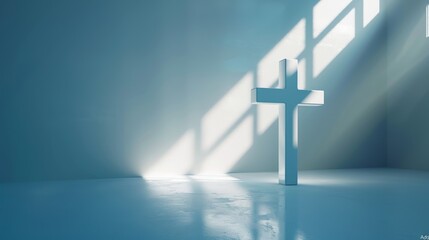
[{"x1": 251, "y1": 59, "x2": 324, "y2": 185}]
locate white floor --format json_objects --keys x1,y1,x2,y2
[{"x1": 0, "y1": 169, "x2": 428, "y2": 240}]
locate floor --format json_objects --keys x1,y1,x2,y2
[{"x1": 0, "y1": 169, "x2": 428, "y2": 240}]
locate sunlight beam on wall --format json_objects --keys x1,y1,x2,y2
[
  {"x1": 256, "y1": 104, "x2": 278, "y2": 135},
  {"x1": 202, "y1": 73, "x2": 253, "y2": 151},
  {"x1": 256, "y1": 19, "x2": 306, "y2": 135},
  {"x1": 199, "y1": 116, "x2": 253, "y2": 174},
  {"x1": 144, "y1": 130, "x2": 195, "y2": 177},
  {"x1": 426, "y1": 4, "x2": 429, "y2": 38},
  {"x1": 257, "y1": 19, "x2": 306, "y2": 88},
  {"x1": 313, "y1": 9, "x2": 356, "y2": 78},
  {"x1": 363, "y1": 0, "x2": 380, "y2": 28},
  {"x1": 313, "y1": 0, "x2": 353, "y2": 38},
  {"x1": 144, "y1": 0, "x2": 383, "y2": 176},
  {"x1": 298, "y1": 58, "x2": 307, "y2": 89}
]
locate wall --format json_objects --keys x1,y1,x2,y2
[
  {"x1": 386, "y1": 0, "x2": 429, "y2": 170},
  {"x1": 0, "y1": 0, "x2": 388, "y2": 182}
]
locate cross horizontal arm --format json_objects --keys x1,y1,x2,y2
[{"x1": 251, "y1": 88, "x2": 286, "y2": 104}]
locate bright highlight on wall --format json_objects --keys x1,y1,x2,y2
[
  {"x1": 363, "y1": 0, "x2": 380, "y2": 28},
  {"x1": 313, "y1": 9, "x2": 356, "y2": 78},
  {"x1": 426, "y1": 4, "x2": 429, "y2": 37},
  {"x1": 142, "y1": 0, "x2": 381, "y2": 177},
  {"x1": 257, "y1": 19, "x2": 306, "y2": 88},
  {"x1": 145, "y1": 130, "x2": 195, "y2": 177},
  {"x1": 313, "y1": 0, "x2": 353, "y2": 38},
  {"x1": 200, "y1": 116, "x2": 253, "y2": 173},
  {"x1": 202, "y1": 73, "x2": 253, "y2": 151}
]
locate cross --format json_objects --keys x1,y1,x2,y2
[{"x1": 251, "y1": 59, "x2": 324, "y2": 185}]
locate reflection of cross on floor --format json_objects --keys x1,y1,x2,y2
[{"x1": 252, "y1": 59, "x2": 324, "y2": 185}]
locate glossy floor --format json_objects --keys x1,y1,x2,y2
[{"x1": 0, "y1": 169, "x2": 428, "y2": 240}]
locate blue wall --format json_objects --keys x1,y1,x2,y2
[
  {"x1": 0, "y1": 0, "x2": 388, "y2": 182},
  {"x1": 386, "y1": 0, "x2": 429, "y2": 170}
]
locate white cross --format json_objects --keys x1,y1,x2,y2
[{"x1": 251, "y1": 59, "x2": 324, "y2": 185}]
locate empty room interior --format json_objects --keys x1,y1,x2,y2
[{"x1": 1, "y1": 0, "x2": 429, "y2": 239}]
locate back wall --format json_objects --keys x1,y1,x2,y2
[{"x1": 0, "y1": 0, "x2": 388, "y2": 182}]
